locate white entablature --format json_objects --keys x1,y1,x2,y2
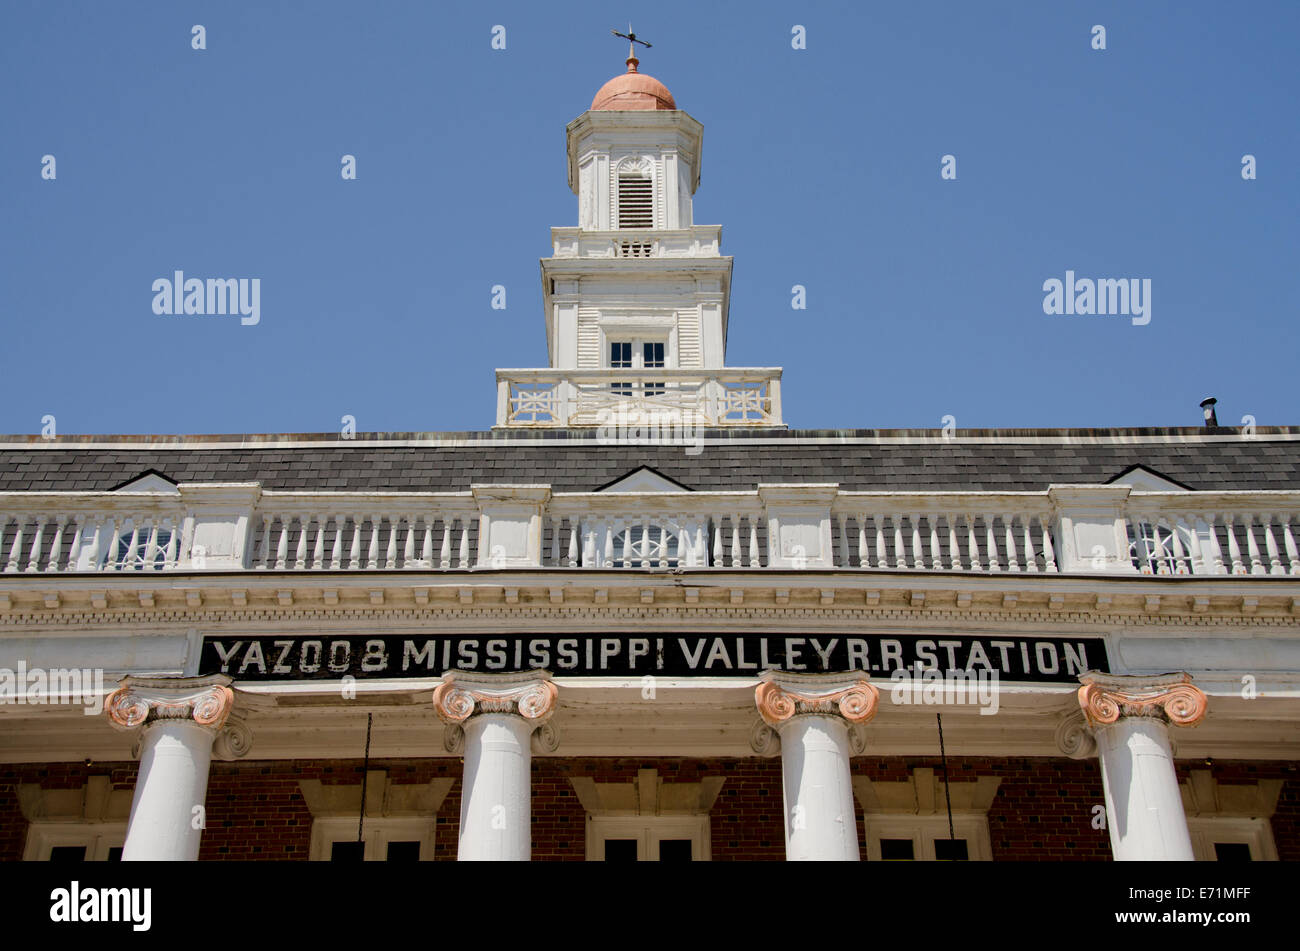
[{"x1": 495, "y1": 57, "x2": 784, "y2": 429}]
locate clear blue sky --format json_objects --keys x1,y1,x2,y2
[{"x1": 2, "y1": 1, "x2": 1296, "y2": 435}]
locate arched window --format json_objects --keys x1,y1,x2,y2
[{"x1": 610, "y1": 523, "x2": 679, "y2": 568}]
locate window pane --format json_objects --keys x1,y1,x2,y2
[
  {"x1": 603, "y1": 839, "x2": 638, "y2": 862},
  {"x1": 1213, "y1": 842, "x2": 1252, "y2": 862},
  {"x1": 48, "y1": 846, "x2": 87, "y2": 862},
  {"x1": 643, "y1": 342, "x2": 665, "y2": 367},
  {"x1": 658, "y1": 839, "x2": 692, "y2": 862},
  {"x1": 610, "y1": 342, "x2": 632, "y2": 367},
  {"x1": 934, "y1": 838, "x2": 969, "y2": 861},
  {"x1": 386, "y1": 841, "x2": 421, "y2": 862},
  {"x1": 879, "y1": 839, "x2": 914, "y2": 860},
  {"x1": 330, "y1": 841, "x2": 364, "y2": 862}
]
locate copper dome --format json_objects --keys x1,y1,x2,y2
[{"x1": 590, "y1": 58, "x2": 676, "y2": 111}]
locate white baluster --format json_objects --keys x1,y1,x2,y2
[
  {"x1": 1224, "y1": 514, "x2": 1245, "y2": 574},
  {"x1": 81, "y1": 516, "x2": 101, "y2": 571},
  {"x1": 366, "y1": 515, "x2": 381, "y2": 569},
  {"x1": 642, "y1": 516, "x2": 652, "y2": 568},
  {"x1": 1022, "y1": 517, "x2": 1038, "y2": 573},
  {"x1": 966, "y1": 515, "x2": 981, "y2": 572},
  {"x1": 1244, "y1": 515, "x2": 1264, "y2": 575},
  {"x1": 713, "y1": 517, "x2": 723, "y2": 568},
  {"x1": 928, "y1": 517, "x2": 942, "y2": 570},
  {"x1": 385, "y1": 517, "x2": 399, "y2": 568},
  {"x1": 142, "y1": 521, "x2": 160, "y2": 571},
  {"x1": 1041, "y1": 515, "x2": 1057, "y2": 572},
  {"x1": 1150, "y1": 518, "x2": 1169, "y2": 574},
  {"x1": 163, "y1": 519, "x2": 179, "y2": 568},
  {"x1": 985, "y1": 518, "x2": 1000, "y2": 572},
  {"x1": 550, "y1": 518, "x2": 561, "y2": 566},
  {"x1": 749, "y1": 518, "x2": 760, "y2": 567},
  {"x1": 1205, "y1": 514, "x2": 1225, "y2": 574},
  {"x1": 1262, "y1": 515, "x2": 1283, "y2": 575},
  {"x1": 568, "y1": 524, "x2": 578, "y2": 567},
  {"x1": 893, "y1": 518, "x2": 906, "y2": 569},
  {"x1": 857, "y1": 515, "x2": 868, "y2": 568},
  {"x1": 294, "y1": 517, "x2": 309, "y2": 570},
  {"x1": 330, "y1": 516, "x2": 345, "y2": 569},
  {"x1": 25, "y1": 517, "x2": 46, "y2": 573},
  {"x1": 1168, "y1": 518, "x2": 1187, "y2": 574},
  {"x1": 910, "y1": 515, "x2": 924, "y2": 570},
  {"x1": 312, "y1": 515, "x2": 327, "y2": 569},
  {"x1": 1003, "y1": 514, "x2": 1019, "y2": 572},
  {"x1": 67, "y1": 516, "x2": 85, "y2": 571},
  {"x1": 458, "y1": 519, "x2": 469, "y2": 568},
  {"x1": 836, "y1": 515, "x2": 848, "y2": 568},
  {"x1": 1185, "y1": 515, "x2": 1205, "y2": 574},
  {"x1": 947, "y1": 515, "x2": 962, "y2": 570},
  {"x1": 274, "y1": 517, "x2": 289, "y2": 570},
  {"x1": 421, "y1": 516, "x2": 434, "y2": 567},
  {"x1": 401, "y1": 515, "x2": 415, "y2": 568},
  {"x1": 346, "y1": 515, "x2": 361, "y2": 569},
  {"x1": 439, "y1": 518, "x2": 452, "y2": 568},
  {"x1": 603, "y1": 519, "x2": 614, "y2": 567},
  {"x1": 255, "y1": 515, "x2": 271, "y2": 569},
  {"x1": 122, "y1": 520, "x2": 140, "y2": 572},
  {"x1": 44, "y1": 516, "x2": 68, "y2": 572},
  {"x1": 731, "y1": 514, "x2": 741, "y2": 569},
  {"x1": 1281, "y1": 517, "x2": 1299, "y2": 575}
]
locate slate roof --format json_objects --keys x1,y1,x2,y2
[{"x1": 0, "y1": 427, "x2": 1297, "y2": 494}]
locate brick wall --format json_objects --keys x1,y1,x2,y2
[{"x1": 1, "y1": 757, "x2": 1294, "y2": 861}]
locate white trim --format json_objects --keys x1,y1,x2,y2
[
  {"x1": 1186, "y1": 817, "x2": 1278, "y2": 861},
  {"x1": 587, "y1": 815, "x2": 710, "y2": 861},
  {"x1": 308, "y1": 815, "x2": 436, "y2": 861},
  {"x1": 24, "y1": 821, "x2": 127, "y2": 861},
  {"x1": 862, "y1": 815, "x2": 992, "y2": 861}
]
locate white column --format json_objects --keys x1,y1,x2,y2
[
  {"x1": 433, "y1": 673, "x2": 558, "y2": 861},
  {"x1": 105, "y1": 675, "x2": 237, "y2": 861},
  {"x1": 1076, "y1": 672, "x2": 1208, "y2": 861},
  {"x1": 755, "y1": 673, "x2": 878, "y2": 861}
]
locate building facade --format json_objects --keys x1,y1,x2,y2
[{"x1": 1, "y1": 56, "x2": 1298, "y2": 863}]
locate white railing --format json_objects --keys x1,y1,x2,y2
[
  {"x1": 550, "y1": 226, "x2": 722, "y2": 259},
  {"x1": 2, "y1": 488, "x2": 1298, "y2": 576},
  {"x1": 1120, "y1": 492, "x2": 1300, "y2": 576},
  {"x1": 0, "y1": 494, "x2": 186, "y2": 573},
  {"x1": 543, "y1": 494, "x2": 766, "y2": 568},
  {"x1": 495, "y1": 368, "x2": 784, "y2": 428},
  {"x1": 829, "y1": 498, "x2": 1058, "y2": 572},
  {"x1": 247, "y1": 493, "x2": 478, "y2": 570}
]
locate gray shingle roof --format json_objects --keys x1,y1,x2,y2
[{"x1": 1, "y1": 427, "x2": 1297, "y2": 493}]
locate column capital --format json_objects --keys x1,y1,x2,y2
[
  {"x1": 756, "y1": 671, "x2": 878, "y2": 729},
  {"x1": 1077, "y1": 672, "x2": 1208, "y2": 730},
  {"x1": 105, "y1": 674, "x2": 235, "y2": 732},
  {"x1": 432, "y1": 672, "x2": 558, "y2": 726}
]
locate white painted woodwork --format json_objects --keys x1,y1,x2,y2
[
  {"x1": 121, "y1": 719, "x2": 217, "y2": 861},
  {"x1": 777, "y1": 714, "x2": 860, "y2": 861},
  {"x1": 1095, "y1": 716, "x2": 1196, "y2": 861},
  {"x1": 458, "y1": 713, "x2": 535, "y2": 861}
]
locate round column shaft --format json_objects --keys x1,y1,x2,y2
[
  {"x1": 433, "y1": 673, "x2": 559, "y2": 862},
  {"x1": 1077, "y1": 672, "x2": 1208, "y2": 862},
  {"x1": 756, "y1": 673, "x2": 878, "y2": 862},
  {"x1": 105, "y1": 675, "x2": 236, "y2": 862}
]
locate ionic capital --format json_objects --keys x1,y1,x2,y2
[
  {"x1": 104, "y1": 674, "x2": 235, "y2": 733},
  {"x1": 1077, "y1": 672, "x2": 1208, "y2": 730},
  {"x1": 432, "y1": 672, "x2": 558, "y2": 726},
  {"x1": 755, "y1": 672, "x2": 879, "y2": 729}
]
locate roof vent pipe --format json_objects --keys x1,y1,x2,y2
[{"x1": 1199, "y1": 397, "x2": 1219, "y2": 428}]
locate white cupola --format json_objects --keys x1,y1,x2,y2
[{"x1": 494, "y1": 51, "x2": 783, "y2": 429}]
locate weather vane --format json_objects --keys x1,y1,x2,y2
[{"x1": 611, "y1": 25, "x2": 651, "y2": 65}]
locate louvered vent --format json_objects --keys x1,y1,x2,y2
[{"x1": 618, "y1": 177, "x2": 654, "y2": 229}]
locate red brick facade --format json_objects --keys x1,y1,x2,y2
[{"x1": 2, "y1": 758, "x2": 1295, "y2": 861}]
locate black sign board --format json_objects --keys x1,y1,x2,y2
[{"x1": 200, "y1": 633, "x2": 1108, "y2": 684}]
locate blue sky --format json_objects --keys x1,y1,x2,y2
[{"x1": 2, "y1": 0, "x2": 1296, "y2": 435}]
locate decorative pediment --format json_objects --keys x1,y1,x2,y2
[
  {"x1": 1106, "y1": 465, "x2": 1193, "y2": 492},
  {"x1": 109, "y1": 469, "x2": 180, "y2": 494},
  {"x1": 595, "y1": 466, "x2": 692, "y2": 493}
]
